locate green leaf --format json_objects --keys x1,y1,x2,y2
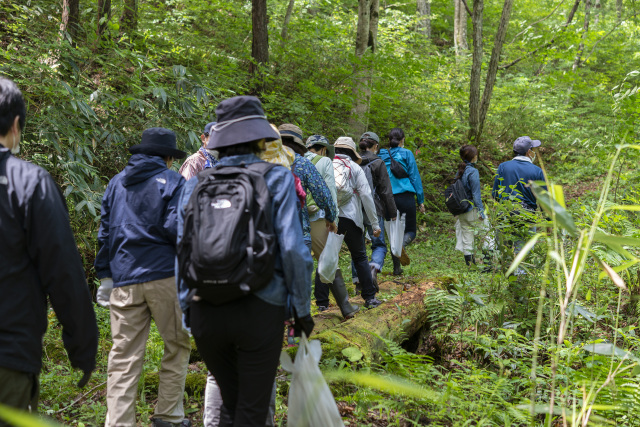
[
  {"x1": 586, "y1": 289, "x2": 591, "y2": 301},
  {"x1": 0, "y1": 403, "x2": 61, "y2": 426},
  {"x1": 594, "y1": 232, "x2": 640, "y2": 248},
  {"x1": 531, "y1": 183, "x2": 577, "y2": 236},
  {"x1": 582, "y1": 343, "x2": 637, "y2": 360},
  {"x1": 606, "y1": 205, "x2": 640, "y2": 212},
  {"x1": 632, "y1": 364, "x2": 640, "y2": 376},
  {"x1": 341, "y1": 347, "x2": 363, "y2": 362},
  {"x1": 565, "y1": 302, "x2": 600, "y2": 323},
  {"x1": 506, "y1": 233, "x2": 544, "y2": 276},
  {"x1": 324, "y1": 370, "x2": 439, "y2": 401}
]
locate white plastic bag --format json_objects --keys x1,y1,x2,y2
[
  {"x1": 384, "y1": 210, "x2": 406, "y2": 258},
  {"x1": 317, "y1": 232, "x2": 344, "y2": 284},
  {"x1": 280, "y1": 334, "x2": 345, "y2": 427}
]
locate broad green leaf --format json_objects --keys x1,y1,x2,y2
[
  {"x1": 0, "y1": 403, "x2": 61, "y2": 426},
  {"x1": 632, "y1": 364, "x2": 640, "y2": 376},
  {"x1": 565, "y1": 302, "x2": 599, "y2": 323},
  {"x1": 324, "y1": 370, "x2": 439, "y2": 401},
  {"x1": 548, "y1": 184, "x2": 566, "y2": 208},
  {"x1": 586, "y1": 289, "x2": 591, "y2": 301},
  {"x1": 605, "y1": 205, "x2": 640, "y2": 212},
  {"x1": 506, "y1": 233, "x2": 544, "y2": 276},
  {"x1": 596, "y1": 259, "x2": 636, "y2": 288},
  {"x1": 531, "y1": 183, "x2": 577, "y2": 236},
  {"x1": 593, "y1": 232, "x2": 640, "y2": 248},
  {"x1": 341, "y1": 346, "x2": 363, "y2": 362},
  {"x1": 582, "y1": 343, "x2": 637, "y2": 360}
]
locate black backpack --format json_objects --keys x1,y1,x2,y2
[
  {"x1": 178, "y1": 161, "x2": 278, "y2": 305},
  {"x1": 444, "y1": 178, "x2": 471, "y2": 216},
  {"x1": 389, "y1": 154, "x2": 410, "y2": 179}
]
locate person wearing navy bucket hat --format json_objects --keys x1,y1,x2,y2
[
  {"x1": 176, "y1": 96, "x2": 314, "y2": 427},
  {"x1": 95, "y1": 127, "x2": 192, "y2": 427}
]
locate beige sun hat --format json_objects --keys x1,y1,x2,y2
[
  {"x1": 278, "y1": 124, "x2": 306, "y2": 150},
  {"x1": 334, "y1": 136, "x2": 362, "y2": 164}
]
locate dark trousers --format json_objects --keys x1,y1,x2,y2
[
  {"x1": 0, "y1": 366, "x2": 39, "y2": 427},
  {"x1": 315, "y1": 217, "x2": 376, "y2": 304},
  {"x1": 191, "y1": 295, "x2": 285, "y2": 427},
  {"x1": 394, "y1": 192, "x2": 417, "y2": 243}
]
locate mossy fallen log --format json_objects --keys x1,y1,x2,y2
[{"x1": 310, "y1": 279, "x2": 447, "y2": 362}]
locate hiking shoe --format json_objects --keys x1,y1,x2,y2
[
  {"x1": 370, "y1": 265, "x2": 379, "y2": 292},
  {"x1": 400, "y1": 248, "x2": 411, "y2": 266},
  {"x1": 151, "y1": 419, "x2": 192, "y2": 427},
  {"x1": 317, "y1": 305, "x2": 329, "y2": 312},
  {"x1": 365, "y1": 297, "x2": 382, "y2": 308}
]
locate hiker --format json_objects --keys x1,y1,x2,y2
[
  {"x1": 95, "y1": 127, "x2": 192, "y2": 427},
  {"x1": 278, "y1": 124, "x2": 338, "y2": 252},
  {"x1": 304, "y1": 134, "x2": 361, "y2": 318},
  {"x1": 179, "y1": 122, "x2": 219, "y2": 180},
  {"x1": 322, "y1": 136, "x2": 382, "y2": 309},
  {"x1": 453, "y1": 145, "x2": 489, "y2": 267},
  {"x1": 0, "y1": 77, "x2": 98, "y2": 418},
  {"x1": 378, "y1": 128, "x2": 425, "y2": 276},
  {"x1": 491, "y1": 136, "x2": 546, "y2": 273},
  {"x1": 351, "y1": 131, "x2": 397, "y2": 293},
  {"x1": 177, "y1": 96, "x2": 314, "y2": 426}
]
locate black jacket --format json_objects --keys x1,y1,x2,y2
[
  {"x1": 0, "y1": 148, "x2": 98, "y2": 375},
  {"x1": 360, "y1": 151, "x2": 398, "y2": 221}
]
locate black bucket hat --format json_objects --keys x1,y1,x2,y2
[
  {"x1": 207, "y1": 96, "x2": 280, "y2": 149},
  {"x1": 129, "y1": 127, "x2": 187, "y2": 159}
]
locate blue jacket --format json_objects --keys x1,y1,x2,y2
[
  {"x1": 461, "y1": 162, "x2": 484, "y2": 215},
  {"x1": 378, "y1": 147, "x2": 425, "y2": 204},
  {"x1": 95, "y1": 154, "x2": 185, "y2": 287},
  {"x1": 491, "y1": 156, "x2": 545, "y2": 210},
  {"x1": 176, "y1": 154, "x2": 313, "y2": 318}
]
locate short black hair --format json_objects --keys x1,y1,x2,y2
[
  {"x1": 281, "y1": 137, "x2": 307, "y2": 156},
  {"x1": 217, "y1": 140, "x2": 264, "y2": 159},
  {"x1": 0, "y1": 78, "x2": 26, "y2": 137}
]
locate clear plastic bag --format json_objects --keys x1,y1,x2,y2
[
  {"x1": 384, "y1": 210, "x2": 406, "y2": 258},
  {"x1": 280, "y1": 334, "x2": 345, "y2": 427},
  {"x1": 317, "y1": 232, "x2": 344, "y2": 284}
]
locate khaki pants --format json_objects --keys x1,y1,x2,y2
[
  {"x1": 105, "y1": 277, "x2": 191, "y2": 427},
  {"x1": 310, "y1": 219, "x2": 329, "y2": 261}
]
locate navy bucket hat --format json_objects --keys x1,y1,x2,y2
[
  {"x1": 207, "y1": 96, "x2": 280, "y2": 149},
  {"x1": 129, "y1": 127, "x2": 186, "y2": 159}
]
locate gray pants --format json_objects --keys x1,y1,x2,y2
[{"x1": 203, "y1": 373, "x2": 276, "y2": 426}]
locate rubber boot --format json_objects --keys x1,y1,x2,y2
[
  {"x1": 464, "y1": 254, "x2": 475, "y2": 266},
  {"x1": 392, "y1": 255, "x2": 403, "y2": 276},
  {"x1": 330, "y1": 270, "x2": 360, "y2": 319}
]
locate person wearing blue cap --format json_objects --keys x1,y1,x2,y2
[
  {"x1": 491, "y1": 136, "x2": 545, "y2": 211},
  {"x1": 492, "y1": 136, "x2": 546, "y2": 274},
  {"x1": 178, "y1": 121, "x2": 219, "y2": 180}
]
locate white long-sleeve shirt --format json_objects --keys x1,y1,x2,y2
[{"x1": 334, "y1": 154, "x2": 379, "y2": 231}]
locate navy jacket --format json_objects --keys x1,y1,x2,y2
[
  {"x1": 492, "y1": 156, "x2": 545, "y2": 210},
  {"x1": 95, "y1": 154, "x2": 185, "y2": 287},
  {"x1": 461, "y1": 162, "x2": 484, "y2": 215},
  {"x1": 0, "y1": 148, "x2": 98, "y2": 374}
]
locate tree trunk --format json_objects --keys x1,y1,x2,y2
[
  {"x1": 97, "y1": 0, "x2": 111, "y2": 40},
  {"x1": 60, "y1": 0, "x2": 80, "y2": 43},
  {"x1": 454, "y1": 0, "x2": 469, "y2": 55},
  {"x1": 349, "y1": 0, "x2": 375, "y2": 135},
  {"x1": 417, "y1": 0, "x2": 431, "y2": 37},
  {"x1": 281, "y1": 0, "x2": 295, "y2": 41},
  {"x1": 573, "y1": 0, "x2": 592, "y2": 71},
  {"x1": 120, "y1": 0, "x2": 137, "y2": 33},
  {"x1": 593, "y1": 0, "x2": 601, "y2": 26},
  {"x1": 250, "y1": 0, "x2": 269, "y2": 75},
  {"x1": 476, "y1": 0, "x2": 515, "y2": 140},
  {"x1": 617, "y1": 0, "x2": 622, "y2": 21},
  {"x1": 467, "y1": 0, "x2": 483, "y2": 141}
]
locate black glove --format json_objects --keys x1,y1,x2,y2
[
  {"x1": 77, "y1": 370, "x2": 92, "y2": 389},
  {"x1": 293, "y1": 314, "x2": 315, "y2": 338}
]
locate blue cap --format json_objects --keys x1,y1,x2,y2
[
  {"x1": 513, "y1": 136, "x2": 541, "y2": 155},
  {"x1": 203, "y1": 121, "x2": 217, "y2": 135}
]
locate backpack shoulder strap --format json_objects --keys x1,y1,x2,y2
[
  {"x1": 246, "y1": 160, "x2": 278, "y2": 175},
  {"x1": 310, "y1": 154, "x2": 322, "y2": 165}
]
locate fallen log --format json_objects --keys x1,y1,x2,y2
[{"x1": 310, "y1": 277, "x2": 451, "y2": 361}]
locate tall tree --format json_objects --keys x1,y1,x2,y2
[
  {"x1": 281, "y1": 0, "x2": 295, "y2": 41},
  {"x1": 120, "y1": 0, "x2": 137, "y2": 33},
  {"x1": 60, "y1": 0, "x2": 80, "y2": 43},
  {"x1": 251, "y1": 0, "x2": 269, "y2": 75},
  {"x1": 573, "y1": 0, "x2": 592, "y2": 71},
  {"x1": 617, "y1": 0, "x2": 622, "y2": 21},
  {"x1": 467, "y1": 0, "x2": 515, "y2": 142},
  {"x1": 454, "y1": 0, "x2": 469, "y2": 54},
  {"x1": 349, "y1": 0, "x2": 379, "y2": 134},
  {"x1": 97, "y1": 0, "x2": 111, "y2": 40},
  {"x1": 417, "y1": 0, "x2": 431, "y2": 37}
]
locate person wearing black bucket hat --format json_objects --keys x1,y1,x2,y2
[
  {"x1": 95, "y1": 127, "x2": 192, "y2": 427},
  {"x1": 176, "y1": 96, "x2": 313, "y2": 427}
]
